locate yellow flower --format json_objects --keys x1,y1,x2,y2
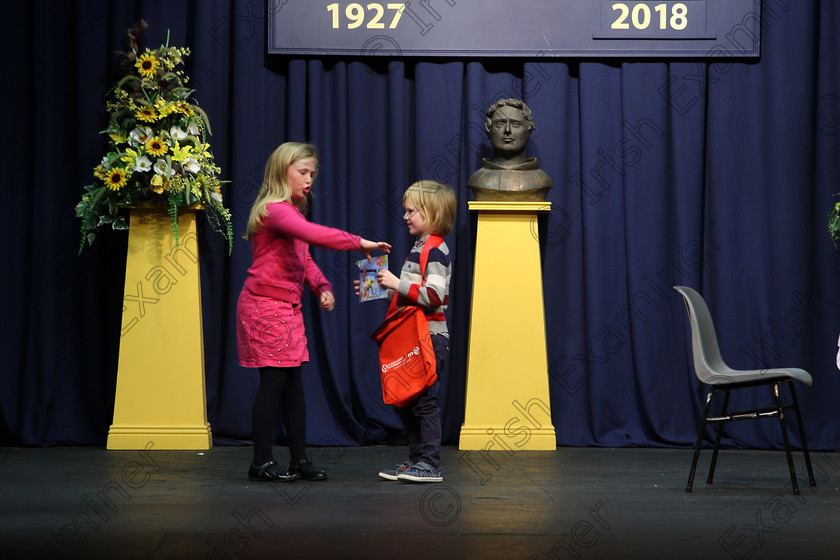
[
  {"x1": 105, "y1": 168, "x2": 127, "y2": 191},
  {"x1": 167, "y1": 175, "x2": 186, "y2": 194},
  {"x1": 150, "y1": 174, "x2": 165, "y2": 194},
  {"x1": 169, "y1": 142, "x2": 193, "y2": 163},
  {"x1": 121, "y1": 148, "x2": 140, "y2": 164},
  {"x1": 136, "y1": 106, "x2": 158, "y2": 122},
  {"x1": 136, "y1": 52, "x2": 159, "y2": 79},
  {"x1": 152, "y1": 97, "x2": 173, "y2": 118},
  {"x1": 109, "y1": 131, "x2": 128, "y2": 144},
  {"x1": 145, "y1": 137, "x2": 168, "y2": 157},
  {"x1": 93, "y1": 164, "x2": 109, "y2": 181}
]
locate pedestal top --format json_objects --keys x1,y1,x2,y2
[{"x1": 468, "y1": 200, "x2": 552, "y2": 213}]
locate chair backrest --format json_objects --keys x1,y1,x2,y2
[{"x1": 673, "y1": 285, "x2": 729, "y2": 383}]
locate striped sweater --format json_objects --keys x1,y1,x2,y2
[{"x1": 392, "y1": 234, "x2": 452, "y2": 337}]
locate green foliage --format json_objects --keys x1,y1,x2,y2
[{"x1": 828, "y1": 195, "x2": 840, "y2": 248}]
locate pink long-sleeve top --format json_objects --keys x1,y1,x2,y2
[{"x1": 244, "y1": 201, "x2": 361, "y2": 303}]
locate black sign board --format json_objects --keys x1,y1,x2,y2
[{"x1": 268, "y1": 0, "x2": 764, "y2": 58}]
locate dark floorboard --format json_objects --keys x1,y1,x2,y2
[{"x1": 1, "y1": 445, "x2": 838, "y2": 559}]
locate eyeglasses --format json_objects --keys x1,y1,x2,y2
[{"x1": 403, "y1": 208, "x2": 420, "y2": 220}]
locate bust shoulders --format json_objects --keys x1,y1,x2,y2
[{"x1": 467, "y1": 158, "x2": 553, "y2": 201}]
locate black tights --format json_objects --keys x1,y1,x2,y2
[{"x1": 251, "y1": 366, "x2": 306, "y2": 465}]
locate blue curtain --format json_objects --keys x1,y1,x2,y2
[{"x1": 3, "y1": 0, "x2": 840, "y2": 451}]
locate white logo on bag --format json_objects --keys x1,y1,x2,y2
[{"x1": 382, "y1": 346, "x2": 421, "y2": 372}]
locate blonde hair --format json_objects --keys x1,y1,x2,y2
[
  {"x1": 403, "y1": 180, "x2": 457, "y2": 236},
  {"x1": 245, "y1": 142, "x2": 318, "y2": 240}
]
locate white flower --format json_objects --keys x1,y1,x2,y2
[
  {"x1": 101, "y1": 156, "x2": 111, "y2": 169},
  {"x1": 153, "y1": 159, "x2": 175, "y2": 177},
  {"x1": 134, "y1": 156, "x2": 152, "y2": 172},
  {"x1": 187, "y1": 122, "x2": 200, "y2": 136},
  {"x1": 129, "y1": 127, "x2": 153, "y2": 148},
  {"x1": 183, "y1": 157, "x2": 201, "y2": 174},
  {"x1": 170, "y1": 126, "x2": 187, "y2": 140},
  {"x1": 210, "y1": 191, "x2": 223, "y2": 203}
]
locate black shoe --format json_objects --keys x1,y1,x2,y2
[
  {"x1": 248, "y1": 460, "x2": 300, "y2": 482},
  {"x1": 289, "y1": 458, "x2": 328, "y2": 481}
]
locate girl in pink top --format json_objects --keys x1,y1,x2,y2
[{"x1": 238, "y1": 142, "x2": 390, "y2": 482}]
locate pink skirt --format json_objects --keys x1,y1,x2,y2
[{"x1": 236, "y1": 287, "x2": 309, "y2": 368}]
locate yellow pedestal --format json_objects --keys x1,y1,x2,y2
[
  {"x1": 460, "y1": 201, "x2": 556, "y2": 450},
  {"x1": 107, "y1": 206, "x2": 212, "y2": 450}
]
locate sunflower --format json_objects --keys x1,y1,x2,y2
[
  {"x1": 136, "y1": 106, "x2": 158, "y2": 123},
  {"x1": 136, "y1": 52, "x2": 159, "y2": 79},
  {"x1": 145, "y1": 137, "x2": 168, "y2": 157},
  {"x1": 105, "y1": 167, "x2": 127, "y2": 191}
]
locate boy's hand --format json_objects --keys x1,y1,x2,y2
[{"x1": 376, "y1": 269, "x2": 399, "y2": 291}]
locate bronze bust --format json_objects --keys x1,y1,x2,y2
[{"x1": 468, "y1": 98, "x2": 553, "y2": 202}]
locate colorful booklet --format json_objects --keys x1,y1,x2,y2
[{"x1": 357, "y1": 255, "x2": 389, "y2": 302}]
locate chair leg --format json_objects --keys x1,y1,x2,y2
[
  {"x1": 687, "y1": 391, "x2": 714, "y2": 493},
  {"x1": 773, "y1": 383, "x2": 800, "y2": 495},
  {"x1": 788, "y1": 383, "x2": 816, "y2": 488},
  {"x1": 707, "y1": 390, "x2": 730, "y2": 485}
]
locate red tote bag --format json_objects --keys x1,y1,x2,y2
[
  {"x1": 371, "y1": 235, "x2": 443, "y2": 407},
  {"x1": 371, "y1": 305, "x2": 437, "y2": 407}
]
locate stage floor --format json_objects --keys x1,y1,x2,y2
[{"x1": 1, "y1": 445, "x2": 838, "y2": 559}]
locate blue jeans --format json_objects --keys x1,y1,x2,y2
[{"x1": 403, "y1": 333, "x2": 448, "y2": 469}]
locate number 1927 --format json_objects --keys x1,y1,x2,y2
[
  {"x1": 327, "y1": 3, "x2": 406, "y2": 29},
  {"x1": 611, "y1": 2, "x2": 688, "y2": 31}
]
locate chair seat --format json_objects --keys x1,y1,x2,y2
[{"x1": 703, "y1": 367, "x2": 812, "y2": 387}]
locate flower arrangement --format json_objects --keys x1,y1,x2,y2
[
  {"x1": 76, "y1": 21, "x2": 232, "y2": 254},
  {"x1": 829, "y1": 196, "x2": 840, "y2": 248}
]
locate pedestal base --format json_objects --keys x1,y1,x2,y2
[
  {"x1": 459, "y1": 426, "x2": 556, "y2": 451},
  {"x1": 459, "y1": 201, "x2": 555, "y2": 451},
  {"x1": 106, "y1": 425, "x2": 212, "y2": 450}
]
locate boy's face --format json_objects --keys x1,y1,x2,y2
[{"x1": 403, "y1": 202, "x2": 431, "y2": 237}]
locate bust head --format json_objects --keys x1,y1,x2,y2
[{"x1": 484, "y1": 98, "x2": 536, "y2": 165}]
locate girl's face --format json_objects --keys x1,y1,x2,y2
[
  {"x1": 286, "y1": 157, "x2": 317, "y2": 200},
  {"x1": 404, "y1": 201, "x2": 432, "y2": 237}
]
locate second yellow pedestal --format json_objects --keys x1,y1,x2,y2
[{"x1": 460, "y1": 201, "x2": 556, "y2": 451}]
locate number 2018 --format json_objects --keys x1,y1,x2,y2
[
  {"x1": 611, "y1": 2, "x2": 688, "y2": 31},
  {"x1": 327, "y1": 3, "x2": 406, "y2": 29}
]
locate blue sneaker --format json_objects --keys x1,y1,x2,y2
[
  {"x1": 397, "y1": 461, "x2": 443, "y2": 483},
  {"x1": 378, "y1": 461, "x2": 413, "y2": 481}
]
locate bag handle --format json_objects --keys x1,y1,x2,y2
[{"x1": 419, "y1": 235, "x2": 444, "y2": 278}]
